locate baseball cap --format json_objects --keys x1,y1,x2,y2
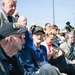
[
  {"x1": 32, "y1": 26, "x2": 45, "y2": 34},
  {"x1": 52, "y1": 43, "x2": 63, "y2": 51},
  {"x1": 0, "y1": 23, "x2": 27, "y2": 40}
]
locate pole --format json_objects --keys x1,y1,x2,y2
[
  {"x1": 73, "y1": 13, "x2": 75, "y2": 26},
  {"x1": 52, "y1": 0, "x2": 55, "y2": 24}
]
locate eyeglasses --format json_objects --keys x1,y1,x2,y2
[{"x1": 15, "y1": 15, "x2": 19, "y2": 17}]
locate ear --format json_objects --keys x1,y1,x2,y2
[
  {"x1": 45, "y1": 35, "x2": 47, "y2": 38},
  {"x1": 7, "y1": 36, "x2": 13, "y2": 43},
  {"x1": 1, "y1": 2, "x2": 5, "y2": 7}
]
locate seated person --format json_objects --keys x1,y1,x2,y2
[
  {"x1": 17, "y1": 26, "x2": 67, "y2": 75},
  {"x1": 60, "y1": 32, "x2": 75, "y2": 75},
  {"x1": 0, "y1": 23, "x2": 26, "y2": 75}
]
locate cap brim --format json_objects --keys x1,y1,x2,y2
[
  {"x1": 0, "y1": 23, "x2": 27, "y2": 40},
  {"x1": 15, "y1": 27, "x2": 27, "y2": 34},
  {"x1": 33, "y1": 30, "x2": 45, "y2": 34},
  {"x1": 52, "y1": 43, "x2": 62, "y2": 51}
]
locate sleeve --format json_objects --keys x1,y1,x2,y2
[
  {"x1": 24, "y1": 70, "x2": 39, "y2": 75},
  {"x1": 0, "y1": 67, "x2": 3, "y2": 75}
]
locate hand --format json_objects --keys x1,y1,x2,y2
[
  {"x1": 71, "y1": 60, "x2": 75, "y2": 64},
  {"x1": 35, "y1": 69, "x2": 39, "y2": 74},
  {"x1": 62, "y1": 73, "x2": 67, "y2": 75},
  {"x1": 53, "y1": 66, "x2": 60, "y2": 71},
  {"x1": 13, "y1": 22, "x2": 23, "y2": 29},
  {"x1": 50, "y1": 48, "x2": 58, "y2": 56}
]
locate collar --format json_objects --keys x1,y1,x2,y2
[
  {"x1": 46, "y1": 42, "x2": 52, "y2": 46},
  {"x1": 0, "y1": 46, "x2": 8, "y2": 60}
]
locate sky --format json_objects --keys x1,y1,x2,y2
[{"x1": 0, "y1": 0, "x2": 75, "y2": 29}]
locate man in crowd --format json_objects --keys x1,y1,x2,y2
[
  {"x1": 0, "y1": 23, "x2": 26, "y2": 75},
  {"x1": 17, "y1": 26, "x2": 66, "y2": 75},
  {"x1": 0, "y1": 0, "x2": 23, "y2": 31},
  {"x1": 12, "y1": 10, "x2": 19, "y2": 21},
  {"x1": 60, "y1": 32, "x2": 75, "y2": 75},
  {"x1": 0, "y1": 0, "x2": 17, "y2": 27},
  {"x1": 18, "y1": 16, "x2": 32, "y2": 45}
]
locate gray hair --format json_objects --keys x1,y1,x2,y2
[
  {"x1": 18, "y1": 16, "x2": 27, "y2": 22},
  {"x1": 65, "y1": 32, "x2": 75, "y2": 40},
  {"x1": 2, "y1": 0, "x2": 17, "y2": 4}
]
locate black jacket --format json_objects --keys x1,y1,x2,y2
[{"x1": 0, "y1": 46, "x2": 24, "y2": 75}]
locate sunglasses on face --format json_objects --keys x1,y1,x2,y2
[{"x1": 15, "y1": 15, "x2": 19, "y2": 17}]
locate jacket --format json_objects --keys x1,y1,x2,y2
[
  {"x1": 0, "y1": 9, "x2": 16, "y2": 28},
  {"x1": 0, "y1": 46, "x2": 24, "y2": 75},
  {"x1": 17, "y1": 45, "x2": 48, "y2": 75}
]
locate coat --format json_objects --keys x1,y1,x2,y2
[
  {"x1": 0, "y1": 9, "x2": 16, "y2": 28},
  {"x1": 0, "y1": 46, "x2": 24, "y2": 75}
]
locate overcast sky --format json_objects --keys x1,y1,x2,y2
[{"x1": 0, "y1": 0, "x2": 75, "y2": 29}]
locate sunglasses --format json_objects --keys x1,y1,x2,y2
[{"x1": 15, "y1": 15, "x2": 19, "y2": 17}]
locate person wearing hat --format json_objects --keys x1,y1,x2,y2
[
  {"x1": 0, "y1": 23, "x2": 27, "y2": 75},
  {"x1": 17, "y1": 26, "x2": 65, "y2": 75}
]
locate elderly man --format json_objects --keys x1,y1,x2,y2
[
  {"x1": 0, "y1": 23, "x2": 26, "y2": 75},
  {"x1": 0, "y1": 0, "x2": 17, "y2": 27},
  {"x1": 60, "y1": 32, "x2": 75, "y2": 75},
  {"x1": 18, "y1": 16, "x2": 32, "y2": 45},
  {"x1": 17, "y1": 26, "x2": 67, "y2": 75},
  {"x1": 18, "y1": 16, "x2": 27, "y2": 27}
]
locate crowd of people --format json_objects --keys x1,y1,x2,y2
[{"x1": 0, "y1": 0, "x2": 75, "y2": 75}]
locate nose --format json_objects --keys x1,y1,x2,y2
[
  {"x1": 22, "y1": 34, "x2": 25, "y2": 38},
  {"x1": 12, "y1": 6, "x2": 16, "y2": 10},
  {"x1": 21, "y1": 34, "x2": 25, "y2": 44}
]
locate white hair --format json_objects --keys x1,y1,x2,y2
[
  {"x1": 18, "y1": 16, "x2": 27, "y2": 22},
  {"x1": 2, "y1": 0, "x2": 17, "y2": 4}
]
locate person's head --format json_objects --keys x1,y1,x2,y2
[
  {"x1": 45, "y1": 31, "x2": 56, "y2": 44},
  {"x1": 44, "y1": 23, "x2": 51, "y2": 32},
  {"x1": 0, "y1": 23, "x2": 26, "y2": 57},
  {"x1": 28, "y1": 23, "x2": 36, "y2": 33},
  {"x1": 32, "y1": 26, "x2": 45, "y2": 45},
  {"x1": 18, "y1": 16, "x2": 27, "y2": 27},
  {"x1": 1, "y1": 0, "x2": 17, "y2": 16},
  {"x1": 65, "y1": 32, "x2": 75, "y2": 44},
  {"x1": 51, "y1": 25, "x2": 58, "y2": 31},
  {"x1": 12, "y1": 10, "x2": 19, "y2": 21},
  {"x1": 56, "y1": 29, "x2": 60, "y2": 35}
]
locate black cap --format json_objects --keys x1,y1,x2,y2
[
  {"x1": 0, "y1": 23, "x2": 27, "y2": 40},
  {"x1": 52, "y1": 43, "x2": 63, "y2": 51},
  {"x1": 32, "y1": 26, "x2": 45, "y2": 34}
]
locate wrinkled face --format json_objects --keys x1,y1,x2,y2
[
  {"x1": 68, "y1": 34, "x2": 75, "y2": 44},
  {"x1": 12, "y1": 34, "x2": 25, "y2": 51},
  {"x1": 6, "y1": 34, "x2": 25, "y2": 57},
  {"x1": 13, "y1": 12, "x2": 19, "y2": 20},
  {"x1": 46, "y1": 34, "x2": 55, "y2": 44},
  {"x1": 2, "y1": 0, "x2": 16, "y2": 16},
  {"x1": 33, "y1": 32, "x2": 44, "y2": 44},
  {"x1": 21, "y1": 17, "x2": 27, "y2": 27}
]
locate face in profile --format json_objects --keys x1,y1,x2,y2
[
  {"x1": 8, "y1": 34, "x2": 25, "y2": 57},
  {"x1": 12, "y1": 34, "x2": 25, "y2": 50}
]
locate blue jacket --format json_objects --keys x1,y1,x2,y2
[
  {"x1": 17, "y1": 45, "x2": 48, "y2": 73},
  {"x1": 25, "y1": 30, "x2": 33, "y2": 45},
  {"x1": 28, "y1": 42, "x2": 48, "y2": 62}
]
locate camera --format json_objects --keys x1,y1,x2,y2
[{"x1": 66, "y1": 21, "x2": 75, "y2": 32}]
